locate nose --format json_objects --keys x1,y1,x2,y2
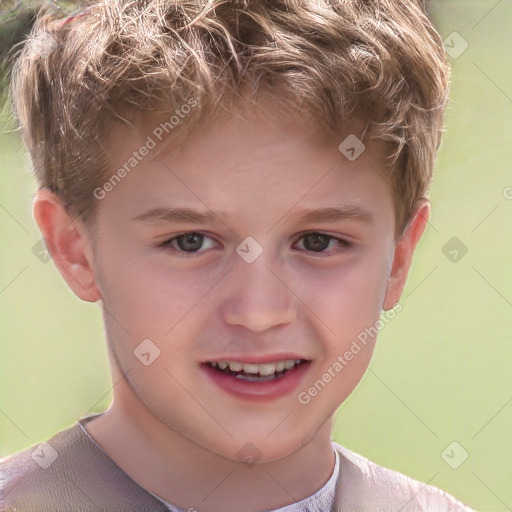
[{"x1": 220, "y1": 249, "x2": 297, "y2": 333}]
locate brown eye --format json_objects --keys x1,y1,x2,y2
[
  {"x1": 302, "y1": 233, "x2": 332, "y2": 252},
  {"x1": 175, "y1": 233, "x2": 204, "y2": 252},
  {"x1": 160, "y1": 232, "x2": 215, "y2": 254},
  {"x1": 295, "y1": 232, "x2": 351, "y2": 257}
]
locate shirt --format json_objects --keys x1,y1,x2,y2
[
  {"x1": 147, "y1": 443, "x2": 340, "y2": 512},
  {"x1": 0, "y1": 411, "x2": 475, "y2": 511}
]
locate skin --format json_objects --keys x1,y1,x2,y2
[{"x1": 33, "y1": 100, "x2": 429, "y2": 512}]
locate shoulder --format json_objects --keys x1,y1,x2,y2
[
  {"x1": 332, "y1": 442, "x2": 475, "y2": 511},
  {"x1": 0, "y1": 418, "x2": 168, "y2": 512}
]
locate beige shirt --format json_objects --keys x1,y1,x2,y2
[
  {"x1": 151, "y1": 444, "x2": 340, "y2": 511},
  {"x1": 0, "y1": 413, "x2": 475, "y2": 511}
]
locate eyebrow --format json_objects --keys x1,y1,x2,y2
[
  {"x1": 282, "y1": 205, "x2": 374, "y2": 226},
  {"x1": 132, "y1": 207, "x2": 220, "y2": 224},
  {"x1": 132, "y1": 205, "x2": 374, "y2": 226}
]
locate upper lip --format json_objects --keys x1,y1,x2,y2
[{"x1": 201, "y1": 354, "x2": 310, "y2": 364}]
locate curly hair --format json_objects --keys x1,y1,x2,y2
[{"x1": 10, "y1": 0, "x2": 450, "y2": 237}]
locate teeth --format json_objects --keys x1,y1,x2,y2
[
  {"x1": 258, "y1": 363, "x2": 277, "y2": 376},
  {"x1": 228, "y1": 361, "x2": 243, "y2": 372},
  {"x1": 243, "y1": 363, "x2": 259, "y2": 374},
  {"x1": 210, "y1": 359, "x2": 302, "y2": 377}
]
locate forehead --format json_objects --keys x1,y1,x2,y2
[{"x1": 99, "y1": 100, "x2": 395, "y2": 228}]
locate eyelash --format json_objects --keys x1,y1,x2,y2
[{"x1": 158, "y1": 231, "x2": 352, "y2": 259}]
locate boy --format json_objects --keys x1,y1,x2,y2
[{"x1": 1, "y1": 0, "x2": 474, "y2": 510}]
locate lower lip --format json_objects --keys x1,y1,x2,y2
[{"x1": 201, "y1": 362, "x2": 311, "y2": 401}]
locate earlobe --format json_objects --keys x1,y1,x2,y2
[
  {"x1": 382, "y1": 199, "x2": 430, "y2": 311},
  {"x1": 32, "y1": 188, "x2": 102, "y2": 303}
]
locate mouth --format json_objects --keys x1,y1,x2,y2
[
  {"x1": 201, "y1": 358, "x2": 311, "y2": 400},
  {"x1": 206, "y1": 359, "x2": 307, "y2": 382}
]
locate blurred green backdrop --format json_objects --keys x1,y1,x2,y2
[{"x1": 1, "y1": 1, "x2": 511, "y2": 510}]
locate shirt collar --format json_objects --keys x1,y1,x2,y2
[{"x1": 152, "y1": 443, "x2": 340, "y2": 512}]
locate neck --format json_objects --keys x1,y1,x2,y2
[{"x1": 84, "y1": 378, "x2": 336, "y2": 512}]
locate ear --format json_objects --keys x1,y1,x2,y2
[
  {"x1": 382, "y1": 199, "x2": 430, "y2": 311},
  {"x1": 32, "y1": 188, "x2": 101, "y2": 302}
]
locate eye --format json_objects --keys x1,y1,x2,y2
[
  {"x1": 159, "y1": 232, "x2": 217, "y2": 255},
  {"x1": 158, "y1": 231, "x2": 351, "y2": 259},
  {"x1": 294, "y1": 232, "x2": 351, "y2": 257}
]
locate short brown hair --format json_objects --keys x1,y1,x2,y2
[{"x1": 10, "y1": 0, "x2": 450, "y2": 237}]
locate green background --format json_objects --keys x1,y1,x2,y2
[{"x1": 1, "y1": 1, "x2": 511, "y2": 510}]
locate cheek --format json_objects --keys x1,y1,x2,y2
[
  {"x1": 290, "y1": 250, "x2": 391, "y2": 339},
  {"x1": 95, "y1": 247, "x2": 214, "y2": 337},
  {"x1": 97, "y1": 257, "x2": 208, "y2": 384},
  {"x1": 296, "y1": 254, "x2": 392, "y2": 407}
]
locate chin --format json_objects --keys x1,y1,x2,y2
[{"x1": 217, "y1": 427, "x2": 319, "y2": 465}]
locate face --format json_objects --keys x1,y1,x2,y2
[{"x1": 83, "y1": 103, "x2": 400, "y2": 462}]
